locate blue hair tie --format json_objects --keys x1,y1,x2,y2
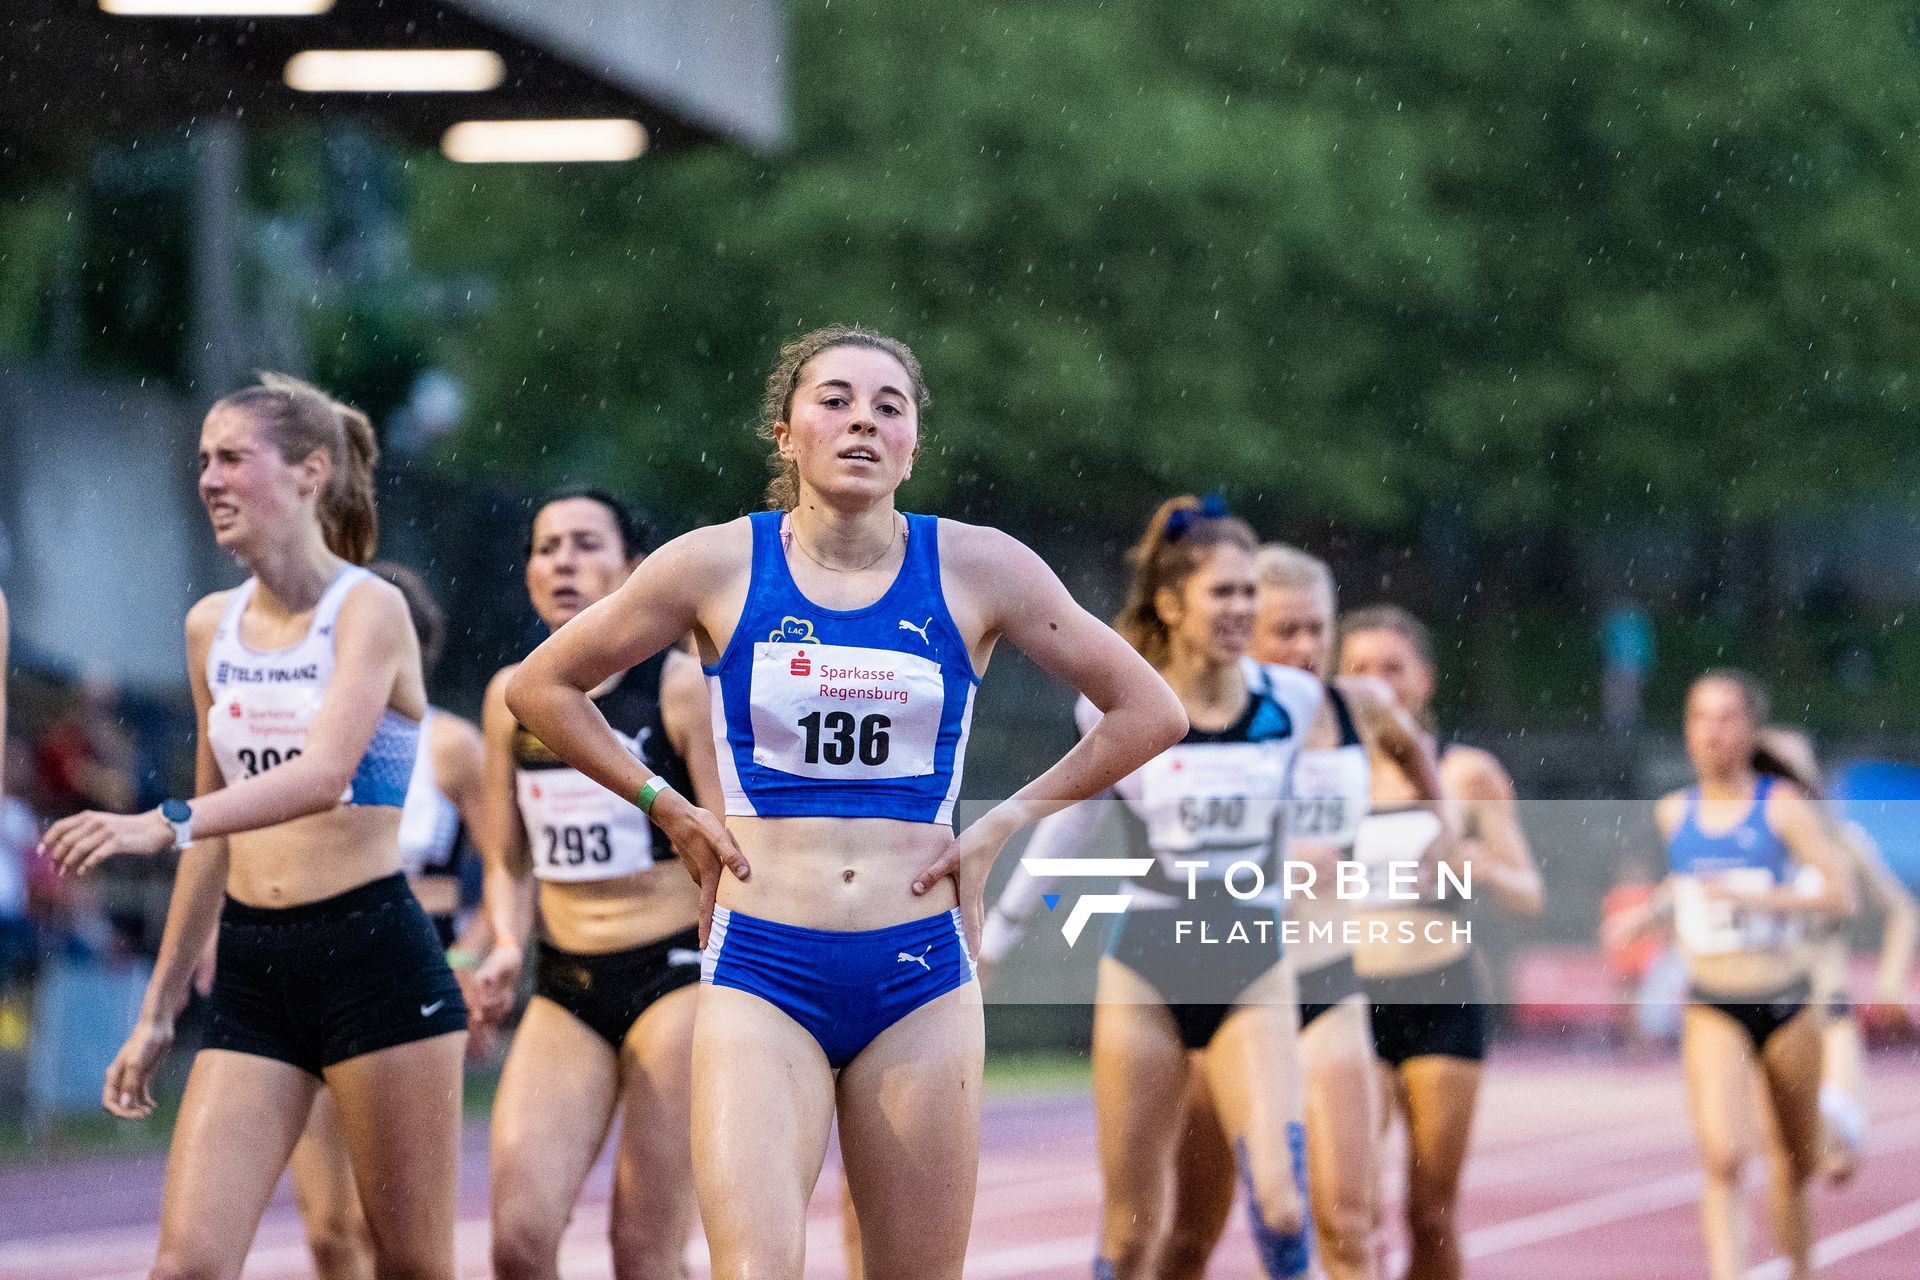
[{"x1": 1165, "y1": 490, "x2": 1230, "y2": 541}]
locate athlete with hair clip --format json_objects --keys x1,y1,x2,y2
[
  {"x1": 1733, "y1": 726, "x2": 1910, "y2": 1186},
  {"x1": 468, "y1": 489, "x2": 722, "y2": 1280},
  {"x1": 1338, "y1": 604, "x2": 1541, "y2": 1280},
  {"x1": 42, "y1": 374, "x2": 467, "y2": 1280},
  {"x1": 982, "y1": 497, "x2": 1324, "y2": 1280},
  {"x1": 504, "y1": 326, "x2": 1187, "y2": 1280},
  {"x1": 284, "y1": 560, "x2": 489, "y2": 1280},
  {"x1": 1147, "y1": 545, "x2": 1445, "y2": 1280},
  {"x1": 1609, "y1": 671, "x2": 1855, "y2": 1280}
]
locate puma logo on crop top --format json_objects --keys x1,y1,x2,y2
[{"x1": 705, "y1": 511, "x2": 980, "y2": 824}]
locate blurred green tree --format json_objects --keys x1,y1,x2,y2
[{"x1": 410, "y1": 0, "x2": 1920, "y2": 554}]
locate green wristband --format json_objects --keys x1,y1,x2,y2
[
  {"x1": 444, "y1": 947, "x2": 478, "y2": 971},
  {"x1": 635, "y1": 777, "x2": 673, "y2": 815}
]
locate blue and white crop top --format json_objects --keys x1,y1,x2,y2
[
  {"x1": 1667, "y1": 775, "x2": 1791, "y2": 879},
  {"x1": 205, "y1": 566, "x2": 419, "y2": 807},
  {"x1": 1666, "y1": 775, "x2": 1800, "y2": 955},
  {"x1": 705, "y1": 511, "x2": 980, "y2": 823}
]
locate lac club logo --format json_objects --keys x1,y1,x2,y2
[
  {"x1": 1020, "y1": 856, "x2": 1154, "y2": 945},
  {"x1": 769, "y1": 616, "x2": 818, "y2": 643}
]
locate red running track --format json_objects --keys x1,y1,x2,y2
[{"x1": 2, "y1": 1044, "x2": 1917, "y2": 1278}]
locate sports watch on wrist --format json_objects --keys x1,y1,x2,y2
[{"x1": 159, "y1": 799, "x2": 195, "y2": 851}]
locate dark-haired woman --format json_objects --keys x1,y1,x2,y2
[
  {"x1": 1154, "y1": 546, "x2": 1445, "y2": 1280},
  {"x1": 504, "y1": 327, "x2": 1185, "y2": 1279},
  {"x1": 984, "y1": 498, "x2": 1323, "y2": 1279},
  {"x1": 468, "y1": 490, "x2": 720, "y2": 1279},
  {"x1": 1338, "y1": 605, "x2": 1541, "y2": 1280},
  {"x1": 1614, "y1": 676, "x2": 1853, "y2": 1280},
  {"x1": 44, "y1": 373, "x2": 467, "y2": 1280},
  {"x1": 286, "y1": 561, "x2": 488, "y2": 1280}
]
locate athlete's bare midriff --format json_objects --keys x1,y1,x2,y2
[
  {"x1": 720, "y1": 814, "x2": 959, "y2": 931},
  {"x1": 223, "y1": 805, "x2": 404, "y2": 907},
  {"x1": 1686, "y1": 944, "x2": 1813, "y2": 998},
  {"x1": 1353, "y1": 904, "x2": 1471, "y2": 978},
  {"x1": 538, "y1": 864, "x2": 699, "y2": 953}
]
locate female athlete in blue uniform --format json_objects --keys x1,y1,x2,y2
[
  {"x1": 471, "y1": 491, "x2": 722, "y2": 1280},
  {"x1": 43, "y1": 374, "x2": 467, "y2": 1280},
  {"x1": 1160, "y1": 546, "x2": 1443, "y2": 1280},
  {"x1": 983, "y1": 499, "x2": 1326, "y2": 1280},
  {"x1": 1614, "y1": 672, "x2": 1854, "y2": 1280},
  {"x1": 503, "y1": 326, "x2": 1186, "y2": 1279}
]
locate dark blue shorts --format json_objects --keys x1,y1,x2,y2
[{"x1": 702, "y1": 906, "x2": 975, "y2": 1069}]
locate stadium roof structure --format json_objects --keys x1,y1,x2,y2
[{"x1": 2, "y1": 0, "x2": 787, "y2": 173}]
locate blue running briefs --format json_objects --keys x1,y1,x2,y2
[{"x1": 702, "y1": 905, "x2": 976, "y2": 1068}]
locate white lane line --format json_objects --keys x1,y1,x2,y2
[
  {"x1": 956, "y1": 1171, "x2": 1710, "y2": 1280},
  {"x1": 30, "y1": 1095, "x2": 1920, "y2": 1279},
  {"x1": 47, "y1": 1162, "x2": 1103, "y2": 1280},
  {"x1": 1744, "y1": 1196, "x2": 1920, "y2": 1280},
  {"x1": 1467, "y1": 1114, "x2": 1691, "y2": 1189},
  {"x1": 1465, "y1": 1171, "x2": 1703, "y2": 1258},
  {"x1": 1380, "y1": 1107, "x2": 1920, "y2": 1275},
  {"x1": 1468, "y1": 1093, "x2": 1920, "y2": 1191}
]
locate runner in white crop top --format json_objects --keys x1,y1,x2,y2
[{"x1": 42, "y1": 374, "x2": 467, "y2": 1280}]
